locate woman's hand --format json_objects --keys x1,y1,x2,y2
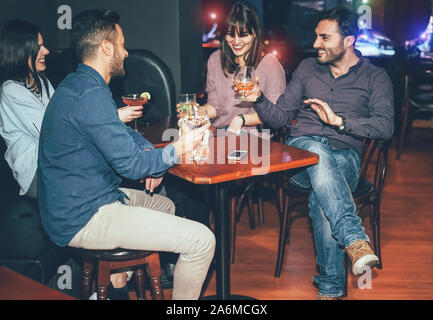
[
  {"x1": 118, "y1": 105, "x2": 143, "y2": 123},
  {"x1": 198, "y1": 104, "x2": 217, "y2": 119},
  {"x1": 227, "y1": 115, "x2": 244, "y2": 135}
]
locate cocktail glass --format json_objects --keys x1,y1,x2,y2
[{"x1": 122, "y1": 94, "x2": 148, "y2": 131}]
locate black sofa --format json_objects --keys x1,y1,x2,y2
[{"x1": 0, "y1": 139, "x2": 71, "y2": 284}]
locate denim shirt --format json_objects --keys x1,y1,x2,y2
[
  {"x1": 253, "y1": 51, "x2": 394, "y2": 156},
  {"x1": 38, "y1": 64, "x2": 177, "y2": 246}
]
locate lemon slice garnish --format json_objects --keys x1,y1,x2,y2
[{"x1": 140, "y1": 92, "x2": 151, "y2": 100}]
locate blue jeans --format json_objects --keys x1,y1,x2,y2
[{"x1": 286, "y1": 135, "x2": 369, "y2": 297}]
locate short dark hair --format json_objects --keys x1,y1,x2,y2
[
  {"x1": 220, "y1": 0, "x2": 263, "y2": 74},
  {"x1": 0, "y1": 19, "x2": 50, "y2": 98},
  {"x1": 71, "y1": 9, "x2": 120, "y2": 62},
  {"x1": 319, "y1": 6, "x2": 359, "y2": 40}
]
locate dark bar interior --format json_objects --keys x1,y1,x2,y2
[{"x1": 0, "y1": 0, "x2": 432, "y2": 304}]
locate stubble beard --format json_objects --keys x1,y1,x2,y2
[
  {"x1": 110, "y1": 50, "x2": 126, "y2": 79},
  {"x1": 317, "y1": 47, "x2": 345, "y2": 66}
]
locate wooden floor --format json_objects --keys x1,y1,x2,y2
[{"x1": 160, "y1": 128, "x2": 433, "y2": 300}]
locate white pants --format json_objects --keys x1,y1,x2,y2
[{"x1": 69, "y1": 187, "x2": 215, "y2": 300}]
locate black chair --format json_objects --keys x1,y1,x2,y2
[
  {"x1": 45, "y1": 48, "x2": 77, "y2": 89},
  {"x1": 0, "y1": 139, "x2": 71, "y2": 284},
  {"x1": 229, "y1": 130, "x2": 286, "y2": 264},
  {"x1": 229, "y1": 177, "x2": 265, "y2": 263},
  {"x1": 275, "y1": 139, "x2": 389, "y2": 278},
  {"x1": 0, "y1": 197, "x2": 72, "y2": 284},
  {"x1": 396, "y1": 58, "x2": 433, "y2": 160},
  {"x1": 46, "y1": 48, "x2": 176, "y2": 126},
  {"x1": 110, "y1": 49, "x2": 176, "y2": 125}
]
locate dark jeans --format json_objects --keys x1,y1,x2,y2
[{"x1": 286, "y1": 135, "x2": 368, "y2": 298}]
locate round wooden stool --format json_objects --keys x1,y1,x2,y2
[{"x1": 73, "y1": 248, "x2": 164, "y2": 300}]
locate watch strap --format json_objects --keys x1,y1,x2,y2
[{"x1": 253, "y1": 91, "x2": 264, "y2": 104}]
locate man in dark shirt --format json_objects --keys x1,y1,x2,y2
[
  {"x1": 245, "y1": 7, "x2": 394, "y2": 299},
  {"x1": 38, "y1": 9, "x2": 214, "y2": 300}
]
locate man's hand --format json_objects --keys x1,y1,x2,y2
[
  {"x1": 233, "y1": 76, "x2": 262, "y2": 102},
  {"x1": 118, "y1": 105, "x2": 143, "y2": 123},
  {"x1": 227, "y1": 115, "x2": 243, "y2": 135},
  {"x1": 142, "y1": 176, "x2": 163, "y2": 193},
  {"x1": 172, "y1": 121, "x2": 211, "y2": 157},
  {"x1": 304, "y1": 98, "x2": 343, "y2": 127}
]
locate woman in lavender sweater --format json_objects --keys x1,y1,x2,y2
[{"x1": 200, "y1": 1, "x2": 286, "y2": 134}]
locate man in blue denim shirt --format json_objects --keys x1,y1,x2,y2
[
  {"x1": 245, "y1": 7, "x2": 394, "y2": 299},
  {"x1": 38, "y1": 9, "x2": 214, "y2": 300}
]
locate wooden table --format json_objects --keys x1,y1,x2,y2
[
  {"x1": 0, "y1": 267, "x2": 76, "y2": 300},
  {"x1": 139, "y1": 117, "x2": 319, "y2": 300},
  {"x1": 136, "y1": 116, "x2": 179, "y2": 148}
]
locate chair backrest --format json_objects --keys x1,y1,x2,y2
[
  {"x1": 359, "y1": 139, "x2": 389, "y2": 194},
  {"x1": 45, "y1": 48, "x2": 78, "y2": 89},
  {"x1": 405, "y1": 58, "x2": 433, "y2": 108},
  {"x1": 46, "y1": 48, "x2": 176, "y2": 123},
  {"x1": 109, "y1": 49, "x2": 176, "y2": 123}
]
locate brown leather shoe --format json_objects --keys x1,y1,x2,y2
[{"x1": 345, "y1": 240, "x2": 379, "y2": 275}]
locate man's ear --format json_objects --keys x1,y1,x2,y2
[
  {"x1": 100, "y1": 39, "x2": 114, "y2": 57},
  {"x1": 344, "y1": 35, "x2": 356, "y2": 48}
]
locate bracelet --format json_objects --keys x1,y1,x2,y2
[
  {"x1": 253, "y1": 91, "x2": 264, "y2": 104},
  {"x1": 238, "y1": 114, "x2": 246, "y2": 127}
]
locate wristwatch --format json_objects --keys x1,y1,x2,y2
[{"x1": 338, "y1": 116, "x2": 346, "y2": 132}]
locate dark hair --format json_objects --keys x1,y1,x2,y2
[
  {"x1": 0, "y1": 20, "x2": 50, "y2": 98},
  {"x1": 220, "y1": 1, "x2": 263, "y2": 74},
  {"x1": 319, "y1": 6, "x2": 360, "y2": 40},
  {"x1": 71, "y1": 9, "x2": 120, "y2": 62}
]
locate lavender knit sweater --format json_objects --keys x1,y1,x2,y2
[{"x1": 206, "y1": 50, "x2": 286, "y2": 129}]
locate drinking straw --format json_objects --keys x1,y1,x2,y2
[{"x1": 192, "y1": 103, "x2": 197, "y2": 119}]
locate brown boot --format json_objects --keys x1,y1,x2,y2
[{"x1": 345, "y1": 240, "x2": 379, "y2": 275}]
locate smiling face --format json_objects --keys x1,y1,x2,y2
[
  {"x1": 313, "y1": 19, "x2": 346, "y2": 65},
  {"x1": 225, "y1": 25, "x2": 255, "y2": 63},
  {"x1": 29, "y1": 33, "x2": 49, "y2": 72}
]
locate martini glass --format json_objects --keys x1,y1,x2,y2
[{"x1": 122, "y1": 94, "x2": 149, "y2": 131}]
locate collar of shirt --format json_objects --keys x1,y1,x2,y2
[
  {"x1": 315, "y1": 49, "x2": 365, "y2": 79},
  {"x1": 76, "y1": 63, "x2": 110, "y2": 92}
]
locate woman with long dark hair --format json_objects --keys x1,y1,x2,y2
[
  {"x1": 200, "y1": 0, "x2": 286, "y2": 133},
  {"x1": 0, "y1": 20, "x2": 142, "y2": 199},
  {"x1": 0, "y1": 20, "x2": 52, "y2": 199}
]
